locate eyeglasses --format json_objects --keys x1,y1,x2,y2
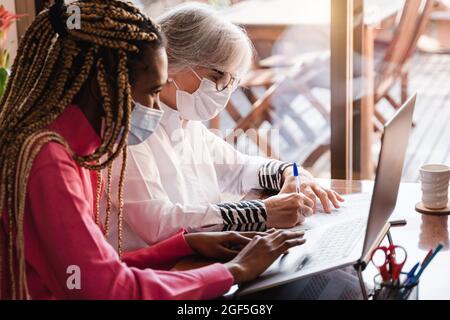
[{"x1": 211, "y1": 68, "x2": 240, "y2": 92}]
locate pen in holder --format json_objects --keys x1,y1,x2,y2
[{"x1": 372, "y1": 272, "x2": 419, "y2": 300}]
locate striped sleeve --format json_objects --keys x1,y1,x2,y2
[
  {"x1": 258, "y1": 160, "x2": 293, "y2": 191},
  {"x1": 222, "y1": 222, "x2": 267, "y2": 232},
  {"x1": 214, "y1": 200, "x2": 267, "y2": 225}
]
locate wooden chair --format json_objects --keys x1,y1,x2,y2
[
  {"x1": 223, "y1": 62, "x2": 331, "y2": 163},
  {"x1": 306, "y1": 0, "x2": 433, "y2": 124},
  {"x1": 374, "y1": 0, "x2": 434, "y2": 118}
]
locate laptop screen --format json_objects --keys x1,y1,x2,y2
[{"x1": 361, "y1": 95, "x2": 416, "y2": 260}]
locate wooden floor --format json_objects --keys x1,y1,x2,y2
[{"x1": 221, "y1": 52, "x2": 450, "y2": 182}]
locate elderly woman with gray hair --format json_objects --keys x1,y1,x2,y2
[{"x1": 103, "y1": 2, "x2": 344, "y2": 251}]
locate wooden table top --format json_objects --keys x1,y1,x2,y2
[
  {"x1": 221, "y1": 0, "x2": 405, "y2": 27},
  {"x1": 174, "y1": 179, "x2": 450, "y2": 300}
]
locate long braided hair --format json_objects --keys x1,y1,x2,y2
[{"x1": 0, "y1": 0, "x2": 163, "y2": 299}]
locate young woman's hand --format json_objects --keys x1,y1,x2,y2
[
  {"x1": 224, "y1": 230, "x2": 306, "y2": 284},
  {"x1": 263, "y1": 193, "x2": 314, "y2": 228},
  {"x1": 184, "y1": 231, "x2": 269, "y2": 261},
  {"x1": 280, "y1": 168, "x2": 344, "y2": 213}
]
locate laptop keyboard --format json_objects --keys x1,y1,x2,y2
[{"x1": 303, "y1": 216, "x2": 367, "y2": 270}]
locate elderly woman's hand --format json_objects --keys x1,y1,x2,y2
[
  {"x1": 280, "y1": 167, "x2": 344, "y2": 213},
  {"x1": 263, "y1": 193, "x2": 314, "y2": 228}
]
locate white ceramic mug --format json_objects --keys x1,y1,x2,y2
[{"x1": 420, "y1": 164, "x2": 450, "y2": 210}]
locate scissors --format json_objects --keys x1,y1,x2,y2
[{"x1": 371, "y1": 245, "x2": 407, "y2": 282}]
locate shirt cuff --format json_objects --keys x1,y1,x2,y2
[
  {"x1": 258, "y1": 160, "x2": 293, "y2": 191},
  {"x1": 194, "y1": 263, "x2": 235, "y2": 300},
  {"x1": 122, "y1": 229, "x2": 194, "y2": 270},
  {"x1": 214, "y1": 200, "x2": 267, "y2": 225},
  {"x1": 170, "y1": 229, "x2": 195, "y2": 256},
  {"x1": 222, "y1": 222, "x2": 267, "y2": 232}
]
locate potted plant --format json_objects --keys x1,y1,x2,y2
[{"x1": 0, "y1": 5, "x2": 23, "y2": 99}]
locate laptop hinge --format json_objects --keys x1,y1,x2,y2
[{"x1": 357, "y1": 222, "x2": 391, "y2": 270}]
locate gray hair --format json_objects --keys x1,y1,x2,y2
[{"x1": 156, "y1": 2, "x2": 254, "y2": 77}]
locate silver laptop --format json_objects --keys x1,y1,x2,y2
[{"x1": 237, "y1": 94, "x2": 417, "y2": 297}]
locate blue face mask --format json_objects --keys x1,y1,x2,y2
[{"x1": 127, "y1": 102, "x2": 164, "y2": 146}]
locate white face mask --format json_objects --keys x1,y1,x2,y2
[
  {"x1": 127, "y1": 102, "x2": 164, "y2": 145},
  {"x1": 173, "y1": 69, "x2": 232, "y2": 121}
]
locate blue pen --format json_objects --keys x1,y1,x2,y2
[
  {"x1": 403, "y1": 262, "x2": 420, "y2": 286},
  {"x1": 407, "y1": 262, "x2": 420, "y2": 278},
  {"x1": 293, "y1": 163, "x2": 301, "y2": 194},
  {"x1": 411, "y1": 244, "x2": 444, "y2": 284}
]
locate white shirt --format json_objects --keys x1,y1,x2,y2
[{"x1": 102, "y1": 103, "x2": 289, "y2": 251}]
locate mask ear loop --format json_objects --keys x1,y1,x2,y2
[
  {"x1": 172, "y1": 68, "x2": 204, "y2": 93},
  {"x1": 170, "y1": 78, "x2": 180, "y2": 91},
  {"x1": 189, "y1": 67, "x2": 203, "y2": 81},
  {"x1": 169, "y1": 78, "x2": 186, "y2": 124}
]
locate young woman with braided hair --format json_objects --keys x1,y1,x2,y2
[{"x1": 0, "y1": 0, "x2": 305, "y2": 300}]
